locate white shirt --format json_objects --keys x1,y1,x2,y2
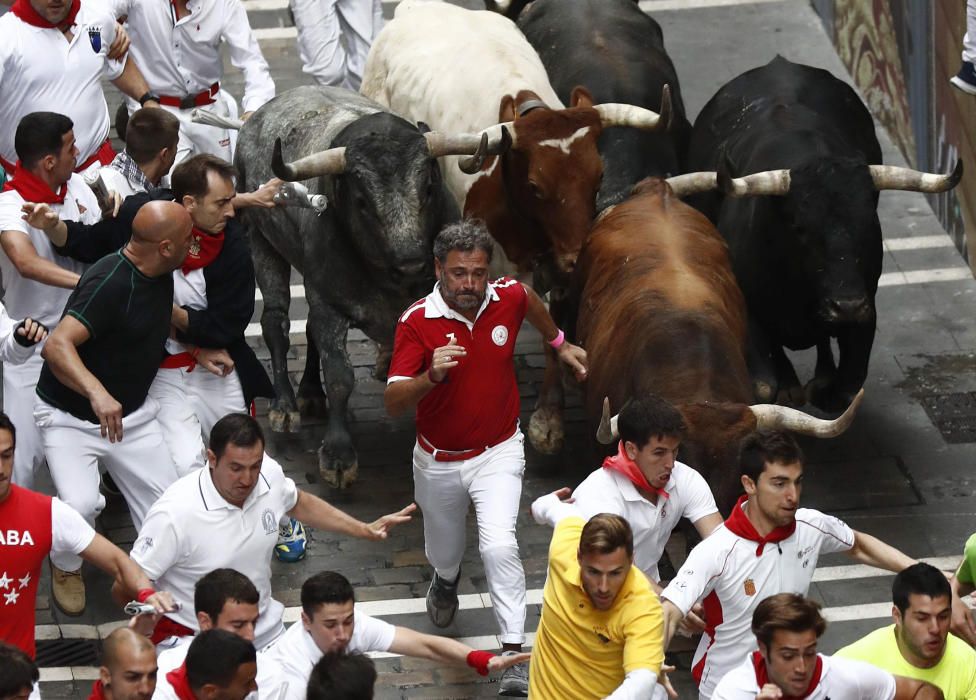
[
  {"x1": 131, "y1": 455, "x2": 299, "y2": 649},
  {"x1": 0, "y1": 305, "x2": 41, "y2": 366},
  {"x1": 0, "y1": 4, "x2": 124, "y2": 164},
  {"x1": 51, "y1": 496, "x2": 98, "y2": 553},
  {"x1": 660, "y1": 507, "x2": 855, "y2": 699},
  {"x1": 98, "y1": 164, "x2": 142, "y2": 200},
  {"x1": 100, "y1": 0, "x2": 274, "y2": 112},
  {"x1": 712, "y1": 652, "x2": 896, "y2": 700},
  {"x1": 0, "y1": 173, "x2": 98, "y2": 326},
  {"x1": 152, "y1": 637, "x2": 259, "y2": 700},
  {"x1": 256, "y1": 613, "x2": 396, "y2": 700},
  {"x1": 571, "y1": 463, "x2": 718, "y2": 583}
]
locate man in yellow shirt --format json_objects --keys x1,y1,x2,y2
[
  {"x1": 836, "y1": 562, "x2": 976, "y2": 699},
  {"x1": 530, "y1": 489, "x2": 664, "y2": 699}
]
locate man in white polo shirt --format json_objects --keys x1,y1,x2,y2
[
  {"x1": 659, "y1": 430, "x2": 937, "y2": 700},
  {"x1": 290, "y1": 0, "x2": 382, "y2": 90},
  {"x1": 257, "y1": 571, "x2": 530, "y2": 700},
  {"x1": 122, "y1": 413, "x2": 415, "y2": 650}
]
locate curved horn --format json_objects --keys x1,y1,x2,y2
[
  {"x1": 665, "y1": 171, "x2": 718, "y2": 197},
  {"x1": 424, "y1": 125, "x2": 513, "y2": 174},
  {"x1": 596, "y1": 397, "x2": 619, "y2": 444},
  {"x1": 869, "y1": 159, "x2": 963, "y2": 193},
  {"x1": 749, "y1": 388, "x2": 864, "y2": 437},
  {"x1": 271, "y1": 138, "x2": 346, "y2": 181},
  {"x1": 718, "y1": 168, "x2": 791, "y2": 197},
  {"x1": 594, "y1": 85, "x2": 671, "y2": 132}
]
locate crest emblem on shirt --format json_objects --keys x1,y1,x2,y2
[
  {"x1": 87, "y1": 25, "x2": 102, "y2": 53},
  {"x1": 188, "y1": 235, "x2": 202, "y2": 257},
  {"x1": 491, "y1": 325, "x2": 509, "y2": 346},
  {"x1": 743, "y1": 578, "x2": 756, "y2": 596},
  {"x1": 262, "y1": 509, "x2": 277, "y2": 535}
]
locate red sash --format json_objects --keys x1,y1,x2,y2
[
  {"x1": 10, "y1": 0, "x2": 79, "y2": 29},
  {"x1": 602, "y1": 441, "x2": 669, "y2": 499},
  {"x1": 1, "y1": 163, "x2": 67, "y2": 204},
  {"x1": 724, "y1": 494, "x2": 797, "y2": 556},
  {"x1": 165, "y1": 663, "x2": 197, "y2": 700},
  {"x1": 752, "y1": 650, "x2": 823, "y2": 699},
  {"x1": 181, "y1": 228, "x2": 225, "y2": 274}
]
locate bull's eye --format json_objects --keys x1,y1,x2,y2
[{"x1": 528, "y1": 180, "x2": 545, "y2": 200}]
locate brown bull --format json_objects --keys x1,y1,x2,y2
[{"x1": 579, "y1": 178, "x2": 862, "y2": 510}]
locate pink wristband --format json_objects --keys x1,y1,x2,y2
[
  {"x1": 548, "y1": 329, "x2": 565, "y2": 349},
  {"x1": 136, "y1": 588, "x2": 156, "y2": 603}
]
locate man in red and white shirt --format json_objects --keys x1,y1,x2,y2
[
  {"x1": 384, "y1": 220, "x2": 587, "y2": 697},
  {"x1": 87, "y1": 628, "x2": 158, "y2": 700},
  {"x1": 659, "y1": 430, "x2": 933, "y2": 700},
  {"x1": 712, "y1": 593, "x2": 942, "y2": 700}
]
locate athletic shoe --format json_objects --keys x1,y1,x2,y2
[
  {"x1": 951, "y1": 61, "x2": 976, "y2": 95},
  {"x1": 274, "y1": 519, "x2": 307, "y2": 562},
  {"x1": 51, "y1": 563, "x2": 85, "y2": 616},
  {"x1": 498, "y1": 651, "x2": 529, "y2": 697},
  {"x1": 425, "y1": 570, "x2": 460, "y2": 627}
]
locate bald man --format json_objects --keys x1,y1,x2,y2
[
  {"x1": 89, "y1": 628, "x2": 158, "y2": 700},
  {"x1": 33, "y1": 201, "x2": 220, "y2": 614}
]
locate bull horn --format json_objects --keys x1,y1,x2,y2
[
  {"x1": 749, "y1": 388, "x2": 864, "y2": 437},
  {"x1": 719, "y1": 168, "x2": 791, "y2": 197},
  {"x1": 869, "y1": 159, "x2": 963, "y2": 193},
  {"x1": 271, "y1": 138, "x2": 346, "y2": 181},
  {"x1": 594, "y1": 84, "x2": 671, "y2": 132},
  {"x1": 424, "y1": 125, "x2": 513, "y2": 175},
  {"x1": 665, "y1": 171, "x2": 718, "y2": 197},
  {"x1": 596, "y1": 397, "x2": 619, "y2": 444}
]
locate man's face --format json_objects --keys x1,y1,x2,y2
[
  {"x1": 210, "y1": 662, "x2": 257, "y2": 700},
  {"x1": 577, "y1": 547, "x2": 631, "y2": 611},
  {"x1": 208, "y1": 442, "x2": 264, "y2": 508},
  {"x1": 186, "y1": 172, "x2": 236, "y2": 235},
  {"x1": 199, "y1": 600, "x2": 260, "y2": 642},
  {"x1": 49, "y1": 130, "x2": 79, "y2": 186},
  {"x1": 760, "y1": 629, "x2": 819, "y2": 697},
  {"x1": 894, "y1": 594, "x2": 951, "y2": 665},
  {"x1": 101, "y1": 645, "x2": 158, "y2": 700},
  {"x1": 435, "y1": 249, "x2": 489, "y2": 312},
  {"x1": 29, "y1": 0, "x2": 71, "y2": 24},
  {"x1": 745, "y1": 461, "x2": 803, "y2": 529},
  {"x1": 624, "y1": 434, "x2": 680, "y2": 491},
  {"x1": 302, "y1": 601, "x2": 355, "y2": 654},
  {"x1": 0, "y1": 429, "x2": 14, "y2": 503}
]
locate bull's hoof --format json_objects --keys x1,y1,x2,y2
[
  {"x1": 528, "y1": 406, "x2": 564, "y2": 455},
  {"x1": 318, "y1": 448, "x2": 358, "y2": 489},
  {"x1": 268, "y1": 408, "x2": 289, "y2": 433},
  {"x1": 753, "y1": 380, "x2": 776, "y2": 403},
  {"x1": 297, "y1": 395, "x2": 328, "y2": 418}
]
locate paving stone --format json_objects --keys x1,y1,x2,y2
[
  {"x1": 392, "y1": 550, "x2": 430, "y2": 567},
  {"x1": 357, "y1": 584, "x2": 414, "y2": 602},
  {"x1": 378, "y1": 670, "x2": 436, "y2": 688},
  {"x1": 370, "y1": 566, "x2": 428, "y2": 586}
]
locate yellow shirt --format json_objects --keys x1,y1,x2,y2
[
  {"x1": 836, "y1": 624, "x2": 976, "y2": 700},
  {"x1": 528, "y1": 517, "x2": 664, "y2": 699}
]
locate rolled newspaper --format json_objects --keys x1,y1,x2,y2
[{"x1": 190, "y1": 108, "x2": 244, "y2": 131}]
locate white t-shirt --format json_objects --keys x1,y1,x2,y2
[
  {"x1": 571, "y1": 463, "x2": 718, "y2": 582},
  {"x1": 660, "y1": 507, "x2": 855, "y2": 700},
  {"x1": 99, "y1": 165, "x2": 143, "y2": 200},
  {"x1": 51, "y1": 496, "x2": 97, "y2": 554},
  {"x1": 0, "y1": 173, "x2": 98, "y2": 326},
  {"x1": 131, "y1": 455, "x2": 299, "y2": 649},
  {"x1": 256, "y1": 613, "x2": 396, "y2": 700},
  {"x1": 0, "y1": 5, "x2": 124, "y2": 164},
  {"x1": 712, "y1": 652, "x2": 896, "y2": 700},
  {"x1": 0, "y1": 304, "x2": 40, "y2": 366}
]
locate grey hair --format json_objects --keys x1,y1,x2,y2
[{"x1": 433, "y1": 219, "x2": 494, "y2": 264}]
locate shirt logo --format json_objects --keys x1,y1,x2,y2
[
  {"x1": 87, "y1": 25, "x2": 102, "y2": 53},
  {"x1": 262, "y1": 509, "x2": 277, "y2": 535},
  {"x1": 491, "y1": 325, "x2": 509, "y2": 346},
  {"x1": 744, "y1": 578, "x2": 756, "y2": 596},
  {"x1": 0, "y1": 571, "x2": 31, "y2": 606},
  {"x1": 0, "y1": 530, "x2": 35, "y2": 546},
  {"x1": 135, "y1": 537, "x2": 154, "y2": 555}
]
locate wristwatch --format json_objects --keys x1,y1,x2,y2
[{"x1": 138, "y1": 91, "x2": 161, "y2": 106}]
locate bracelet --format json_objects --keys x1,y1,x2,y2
[
  {"x1": 548, "y1": 329, "x2": 565, "y2": 349},
  {"x1": 466, "y1": 650, "x2": 494, "y2": 676},
  {"x1": 427, "y1": 367, "x2": 442, "y2": 384},
  {"x1": 136, "y1": 588, "x2": 156, "y2": 603}
]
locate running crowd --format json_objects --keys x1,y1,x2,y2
[{"x1": 3, "y1": 0, "x2": 976, "y2": 699}]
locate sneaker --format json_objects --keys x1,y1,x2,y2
[
  {"x1": 951, "y1": 61, "x2": 976, "y2": 95},
  {"x1": 274, "y1": 519, "x2": 307, "y2": 562},
  {"x1": 498, "y1": 651, "x2": 529, "y2": 697},
  {"x1": 51, "y1": 563, "x2": 85, "y2": 616},
  {"x1": 425, "y1": 570, "x2": 460, "y2": 627}
]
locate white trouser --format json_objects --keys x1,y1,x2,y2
[
  {"x1": 34, "y1": 397, "x2": 180, "y2": 572},
  {"x1": 412, "y1": 429, "x2": 526, "y2": 645},
  {"x1": 965, "y1": 0, "x2": 976, "y2": 64},
  {"x1": 4, "y1": 353, "x2": 45, "y2": 489},
  {"x1": 290, "y1": 0, "x2": 383, "y2": 90}
]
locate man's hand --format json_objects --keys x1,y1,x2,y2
[
  {"x1": 556, "y1": 341, "x2": 587, "y2": 382},
  {"x1": 657, "y1": 664, "x2": 678, "y2": 700},
  {"x1": 145, "y1": 590, "x2": 177, "y2": 614},
  {"x1": 91, "y1": 387, "x2": 124, "y2": 442},
  {"x1": 15, "y1": 318, "x2": 48, "y2": 346},
  {"x1": 678, "y1": 602, "x2": 706, "y2": 637},
  {"x1": 248, "y1": 178, "x2": 284, "y2": 209},
  {"x1": 100, "y1": 191, "x2": 123, "y2": 220},
  {"x1": 756, "y1": 683, "x2": 783, "y2": 699},
  {"x1": 195, "y1": 348, "x2": 234, "y2": 377},
  {"x1": 107, "y1": 22, "x2": 131, "y2": 60},
  {"x1": 950, "y1": 587, "x2": 976, "y2": 646},
  {"x1": 21, "y1": 202, "x2": 61, "y2": 231},
  {"x1": 487, "y1": 652, "x2": 530, "y2": 673},
  {"x1": 363, "y1": 503, "x2": 417, "y2": 540},
  {"x1": 428, "y1": 335, "x2": 466, "y2": 383},
  {"x1": 128, "y1": 611, "x2": 160, "y2": 636},
  {"x1": 241, "y1": 111, "x2": 254, "y2": 122}
]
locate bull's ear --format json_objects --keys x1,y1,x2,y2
[
  {"x1": 416, "y1": 121, "x2": 432, "y2": 134},
  {"x1": 500, "y1": 94, "x2": 517, "y2": 122},
  {"x1": 571, "y1": 86, "x2": 595, "y2": 109}
]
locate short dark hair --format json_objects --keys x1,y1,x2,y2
[
  {"x1": 893, "y1": 562, "x2": 952, "y2": 615},
  {"x1": 0, "y1": 642, "x2": 39, "y2": 698},
  {"x1": 185, "y1": 629, "x2": 256, "y2": 691},
  {"x1": 124, "y1": 109, "x2": 181, "y2": 164},
  {"x1": 194, "y1": 568, "x2": 260, "y2": 619},
  {"x1": 579, "y1": 513, "x2": 633, "y2": 559},
  {"x1": 209, "y1": 414, "x2": 265, "y2": 461},
  {"x1": 738, "y1": 430, "x2": 804, "y2": 483},
  {"x1": 302, "y1": 571, "x2": 355, "y2": 617},
  {"x1": 0, "y1": 411, "x2": 16, "y2": 449},
  {"x1": 15, "y1": 112, "x2": 74, "y2": 169},
  {"x1": 306, "y1": 652, "x2": 376, "y2": 700},
  {"x1": 752, "y1": 593, "x2": 826, "y2": 649},
  {"x1": 433, "y1": 219, "x2": 494, "y2": 264},
  {"x1": 171, "y1": 154, "x2": 238, "y2": 202},
  {"x1": 617, "y1": 395, "x2": 686, "y2": 448}
]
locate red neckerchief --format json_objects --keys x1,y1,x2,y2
[
  {"x1": 751, "y1": 650, "x2": 823, "y2": 699},
  {"x1": 87, "y1": 679, "x2": 106, "y2": 700},
  {"x1": 724, "y1": 494, "x2": 796, "y2": 556},
  {"x1": 602, "y1": 441, "x2": 669, "y2": 500},
  {"x1": 181, "y1": 227, "x2": 224, "y2": 274},
  {"x1": 166, "y1": 663, "x2": 197, "y2": 700},
  {"x1": 1, "y1": 162, "x2": 67, "y2": 204},
  {"x1": 10, "y1": 0, "x2": 80, "y2": 30}
]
